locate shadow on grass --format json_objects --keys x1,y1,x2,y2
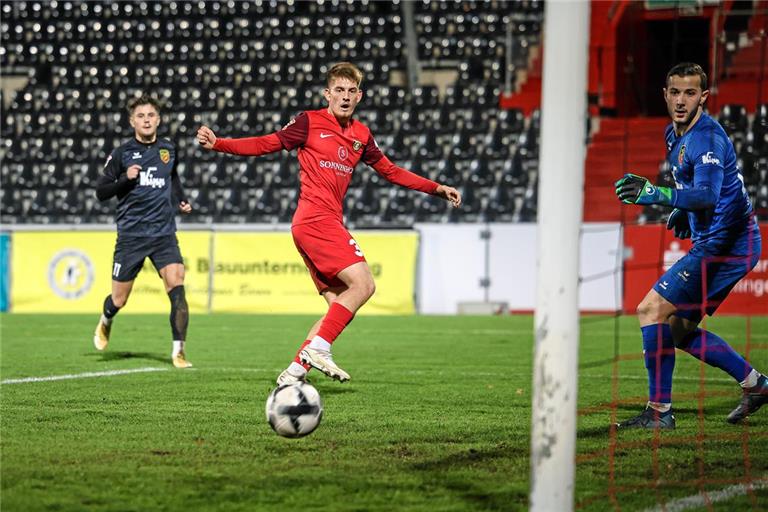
[
  {"x1": 309, "y1": 384, "x2": 357, "y2": 396},
  {"x1": 436, "y1": 477, "x2": 528, "y2": 511},
  {"x1": 613, "y1": 403, "x2": 702, "y2": 415},
  {"x1": 577, "y1": 424, "x2": 615, "y2": 438},
  {"x1": 88, "y1": 351, "x2": 171, "y2": 365},
  {"x1": 579, "y1": 357, "x2": 617, "y2": 370},
  {"x1": 411, "y1": 443, "x2": 527, "y2": 472},
  {"x1": 410, "y1": 443, "x2": 529, "y2": 510}
]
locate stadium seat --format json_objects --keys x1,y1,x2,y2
[
  {"x1": 718, "y1": 104, "x2": 748, "y2": 142},
  {"x1": 467, "y1": 160, "x2": 494, "y2": 187},
  {"x1": 381, "y1": 188, "x2": 415, "y2": 224},
  {"x1": 1, "y1": 0, "x2": 549, "y2": 226},
  {"x1": 45, "y1": 163, "x2": 74, "y2": 189},
  {"x1": 217, "y1": 187, "x2": 244, "y2": 217},
  {"x1": 459, "y1": 182, "x2": 482, "y2": 214},
  {"x1": 486, "y1": 182, "x2": 515, "y2": 215},
  {"x1": 499, "y1": 153, "x2": 528, "y2": 188},
  {"x1": 254, "y1": 186, "x2": 280, "y2": 217}
]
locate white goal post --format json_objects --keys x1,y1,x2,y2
[{"x1": 530, "y1": 2, "x2": 590, "y2": 511}]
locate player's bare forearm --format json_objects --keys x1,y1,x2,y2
[{"x1": 435, "y1": 184, "x2": 461, "y2": 208}]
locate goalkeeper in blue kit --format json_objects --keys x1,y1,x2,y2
[{"x1": 614, "y1": 62, "x2": 766, "y2": 429}]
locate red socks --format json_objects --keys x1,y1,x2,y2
[
  {"x1": 292, "y1": 303, "x2": 355, "y2": 371},
  {"x1": 293, "y1": 340, "x2": 312, "y2": 370},
  {"x1": 317, "y1": 302, "x2": 355, "y2": 344}
]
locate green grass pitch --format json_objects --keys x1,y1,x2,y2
[{"x1": 1, "y1": 313, "x2": 766, "y2": 511}]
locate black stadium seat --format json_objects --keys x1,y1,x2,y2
[
  {"x1": 718, "y1": 104, "x2": 748, "y2": 141},
  {"x1": 0, "y1": 0, "x2": 551, "y2": 226}
]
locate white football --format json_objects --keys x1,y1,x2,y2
[{"x1": 265, "y1": 382, "x2": 323, "y2": 438}]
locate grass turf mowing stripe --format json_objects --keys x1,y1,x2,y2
[
  {"x1": 1, "y1": 313, "x2": 765, "y2": 511},
  {"x1": 642, "y1": 476, "x2": 768, "y2": 512},
  {"x1": 581, "y1": 373, "x2": 735, "y2": 384},
  {"x1": 0, "y1": 367, "x2": 169, "y2": 385}
]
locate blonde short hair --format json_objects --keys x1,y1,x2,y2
[{"x1": 327, "y1": 62, "x2": 363, "y2": 88}]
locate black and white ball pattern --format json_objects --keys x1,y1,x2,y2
[{"x1": 265, "y1": 382, "x2": 324, "y2": 438}]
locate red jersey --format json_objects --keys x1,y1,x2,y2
[{"x1": 212, "y1": 108, "x2": 439, "y2": 226}]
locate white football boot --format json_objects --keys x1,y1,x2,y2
[
  {"x1": 276, "y1": 367, "x2": 307, "y2": 386},
  {"x1": 172, "y1": 350, "x2": 193, "y2": 369},
  {"x1": 300, "y1": 347, "x2": 350, "y2": 382},
  {"x1": 93, "y1": 317, "x2": 111, "y2": 351}
]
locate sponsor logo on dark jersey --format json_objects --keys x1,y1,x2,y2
[{"x1": 139, "y1": 167, "x2": 166, "y2": 188}]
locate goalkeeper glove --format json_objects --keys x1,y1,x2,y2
[
  {"x1": 614, "y1": 173, "x2": 675, "y2": 206},
  {"x1": 666, "y1": 208, "x2": 691, "y2": 239}
]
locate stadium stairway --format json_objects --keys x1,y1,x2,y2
[
  {"x1": 499, "y1": 48, "x2": 542, "y2": 116},
  {"x1": 710, "y1": 8, "x2": 768, "y2": 113},
  {"x1": 582, "y1": 117, "x2": 669, "y2": 222}
]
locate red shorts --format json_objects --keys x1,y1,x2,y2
[{"x1": 291, "y1": 218, "x2": 367, "y2": 293}]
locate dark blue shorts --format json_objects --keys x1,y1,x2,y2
[
  {"x1": 653, "y1": 222, "x2": 761, "y2": 322},
  {"x1": 111, "y1": 234, "x2": 183, "y2": 282}
]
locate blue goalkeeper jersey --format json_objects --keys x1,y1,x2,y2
[{"x1": 665, "y1": 112, "x2": 753, "y2": 246}]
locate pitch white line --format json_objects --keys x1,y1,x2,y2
[
  {"x1": 1, "y1": 367, "x2": 169, "y2": 385},
  {"x1": 643, "y1": 477, "x2": 768, "y2": 512}
]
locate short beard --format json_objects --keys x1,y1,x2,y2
[{"x1": 673, "y1": 107, "x2": 699, "y2": 131}]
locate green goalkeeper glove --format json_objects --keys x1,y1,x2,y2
[{"x1": 614, "y1": 173, "x2": 675, "y2": 206}]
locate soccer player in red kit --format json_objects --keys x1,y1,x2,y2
[{"x1": 197, "y1": 62, "x2": 461, "y2": 385}]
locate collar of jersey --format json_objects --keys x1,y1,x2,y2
[
  {"x1": 320, "y1": 108, "x2": 355, "y2": 131},
  {"x1": 133, "y1": 137, "x2": 157, "y2": 147}
]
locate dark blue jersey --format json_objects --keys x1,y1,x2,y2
[
  {"x1": 665, "y1": 113, "x2": 753, "y2": 246},
  {"x1": 96, "y1": 138, "x2": 186, "y2": 237}
]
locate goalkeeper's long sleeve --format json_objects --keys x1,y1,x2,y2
[{"x1": 672, "y1": 165, "x2": 723, "y2": 211}]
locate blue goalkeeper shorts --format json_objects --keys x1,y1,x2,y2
[{"x1": 653, "y1": 221, "x2": 761, "y2": 323}]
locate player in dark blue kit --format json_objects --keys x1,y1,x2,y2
[
  {"x1": 94, "y1": 94, "x2": 194, "y2": 368},
  {"x1": 614, "y1": 62, "x2": 766, "y2": 429}
]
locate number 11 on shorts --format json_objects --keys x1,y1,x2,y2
[{"x1": 113, "y1": 262, "x2": 122, "y2": 278}]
